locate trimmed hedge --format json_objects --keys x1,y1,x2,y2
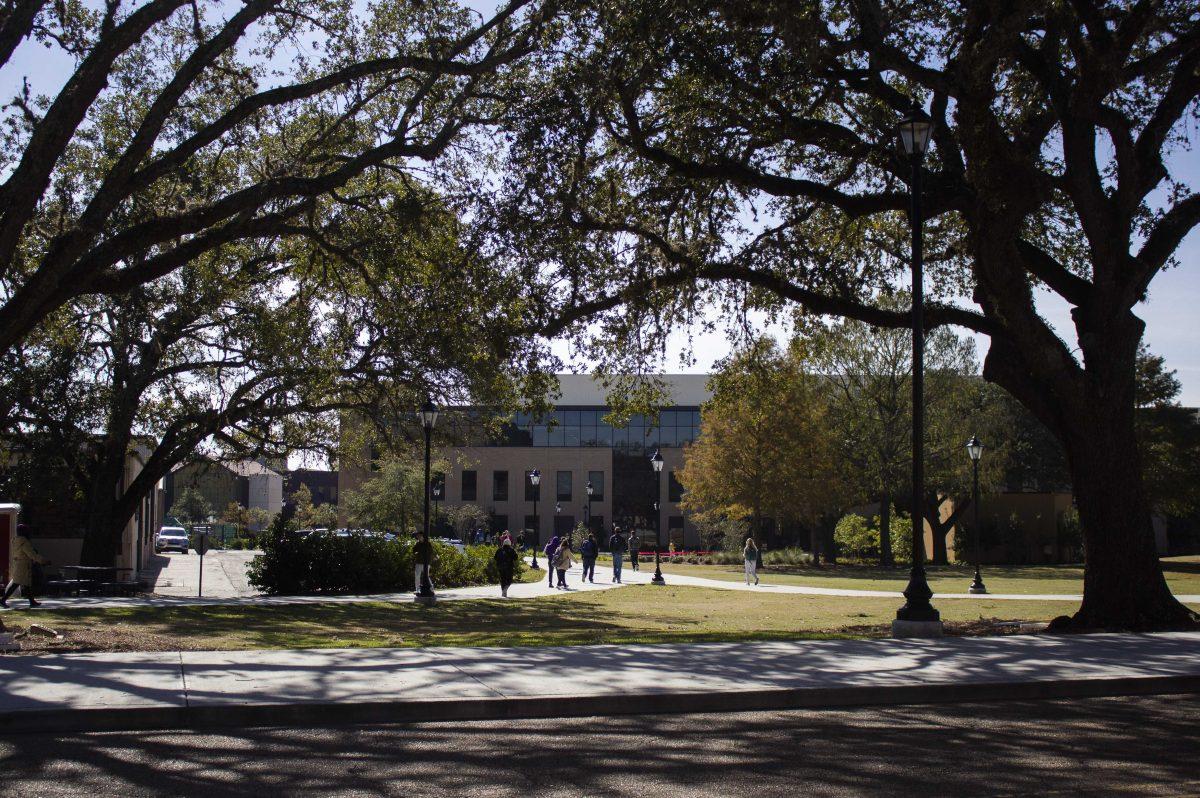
[{"x1": 247, "y1": 518, "x2": 523, "y2": 595}]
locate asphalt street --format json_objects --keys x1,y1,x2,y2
[{"x1": 1, "y1": 695, "x2": 1196, "y2": 797}]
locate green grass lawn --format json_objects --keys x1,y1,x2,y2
[
  {"x1": 657, "y1": 556, "x2": 1200, "y2": 596},
  {"x1": 5, "y1": 586, "x2": 1099, "y2": 655}
]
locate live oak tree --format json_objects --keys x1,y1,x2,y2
[
  {"x1": 502, "y1": 0, "x2": 1200, "y2": 629},
  {"x1": 0, "y1": 174, "x2": 552, "y2": 565},
  {"x1": 0, "y1": 0, "x2": 549, "y2": 360}
]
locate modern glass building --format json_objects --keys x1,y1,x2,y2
[{"x1": 339, "y1": 374, "x2": 711, "y2": 548}]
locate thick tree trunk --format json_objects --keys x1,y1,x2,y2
[
  {"x1": 1064, "y1": 403, "x2": 1196, "y2": 630},
  {"x1": 985, "y1": 316, "x2": 1197, "y2": 630},
  {"x1": 878, "y1": 493, "x2": 893, "y2": 566},
  {"x1": 79, "y1": 460, "x2": 128, "y2": 566},
  {"x1": 929, "y1": 511, "x2": 949, "y2": 566}
]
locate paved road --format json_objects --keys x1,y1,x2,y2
[
  {"x1": 138, "y1": 550, "x2": 260, "y2": 599},
  {"x1": 1, "y1": 695, "x2": 1196, "y2": 796}
]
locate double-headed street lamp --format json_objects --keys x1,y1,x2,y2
[
  {"x1": 966, "y1": 435, "x2": 988, "y2": 594},
  {"x1": 894, "y1": 103, "x2": 941, "y2": 632},
  {"x1": 417, "y1": 399, "x2": 438, "y2": 604},
  {"x1": 529, "y1": 469, "x2": 540, "y2": 569}
]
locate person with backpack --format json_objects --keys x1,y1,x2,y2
[
  {"x1": 543, "y1": 534, "x2": 560, "y2": 586},
  {"x1": 579, "y1": 532, "x2": 598, "y2": 583},
  {"x1": 628, "y1": 532, "x2": 641, "y2": 571},
  {"x1": 744, "y1": 537, "x2": 760, "y2": 586},
  {"x1": 608, "y1": 526, "x2": 626, "y2": 583},
  {"x1": 494, "y1": 538, "x2": 518, "y2": 597},
  {"x1": 553, "y1": 539, "x2": 574, "y2": 589}
]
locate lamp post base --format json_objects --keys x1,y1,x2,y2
[
  {"x1": 651, "y1": 550, "x2": 666, "y2": 584},
  {"x1": 891, "y1": 619, "x2": 944, "y2": 638},
  {"x1": 967, "y1": 583, "x2": 988, "y2": 595},
  {"x1": 413, "y1": 594, "x2": 437, "y2": 606}
]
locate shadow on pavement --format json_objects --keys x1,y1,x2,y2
[{"x1": 0, "y1": 695, "x2": 1197, "y2": 797}]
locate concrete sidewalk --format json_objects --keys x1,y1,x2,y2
[
  {"x1": 1, "y1": 632, "x2": 1198, "y2": 733},
  {"x1": 8, "y1": 557, "x2": 1195, "y2": 612}
]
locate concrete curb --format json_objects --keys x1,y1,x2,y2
[{"x1": 3, "y1": 673, "x2": 1197, "y2": 735}]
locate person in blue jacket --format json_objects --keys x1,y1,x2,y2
[
  {"x1": 543, "y1": 535, "x2": 560, "y2": 586},
  {"x1": 608, "y1": 526, "x2": 626, "y2": 584},
  {"x1": 579, "y1": 532, "x2": 598, "y2": 583}
]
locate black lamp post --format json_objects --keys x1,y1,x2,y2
[
  {"x1": 966, "y1": 435, "x2": 987, "y2": 594},
  {"x1": 529, "y1": 469, "x2": 540, "y2": 569},
  {"x1": 650, "y1": 449, "x2": 666, "y2": 584},
  {"x1": 651, "y1": 499, "x2": 665, "y2": 585},
  {"x1": 432, "y1": 481, "x2": 442, "y2": 538},
  {"x1": 417, "y1": 399, "x2": 438, "y2": 602},
  {"x1": 586, "y1": 480, "x2": 594, "y2": 533},
  {"x1": 894, "y1": 103, "x2": 941, "y2": 630}
]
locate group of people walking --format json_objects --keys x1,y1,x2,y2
[{"x1": 533, "y1": 525, "x2": 644, "y2": 590}]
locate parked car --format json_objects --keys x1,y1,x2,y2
[{"x1": 155, "y1": 526, "x2": 190, "y2": 553}]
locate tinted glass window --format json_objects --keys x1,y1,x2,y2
[
  {"x1": 668, "y1": 471, "x2": 684, "y2": 503},
  {"x1": 493, "y1": 470, "x2": 509, "y2": 501},
  {"x1": 461, "y1": 470, "x2": 477, "y2": 502},
  {"x1": 588, "y1": 471, "x2": 605, "y2": 500},
  {"x1": 556, "y1": 470, "x2": 572, "y2": 501}
]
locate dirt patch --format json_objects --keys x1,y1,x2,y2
[{"x1": 1, "y1": 621, "x2": 208, "y2": 655}]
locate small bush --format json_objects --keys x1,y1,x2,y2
[
  {"x1": 834, "y1": 512, "x2": 911, "y2": 564},
  {"x1": 762, "y1": 547, "x2": 813, "y2": 567}
]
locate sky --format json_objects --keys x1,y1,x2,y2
[{"x1": 3, "y1": 3, "x2": 1198, "y2": 407}]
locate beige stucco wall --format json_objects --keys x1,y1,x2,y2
[{"x1": 338, "y1": 436, "x2": 697, "y2": 547}]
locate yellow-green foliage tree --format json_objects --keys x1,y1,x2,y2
[{"x1": 679, "y1": 338, "x2": 843, "y2": 553}]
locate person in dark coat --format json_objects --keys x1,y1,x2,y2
[
  {"x1": 608, "y1": 526, "x2": 626, "y2": 583},
  {"x1": 494, "y1": 539, "x2": 518, "y2": 597},
  {"x1": 543, "y1": 535, "x2": 560, "y2": 586},
  {"x1": 414, "y1": 532, "x2": 435, "y2": 593},
  {"x1": 628, "y1": 532, "x2": 641, "y2": 571},
  {"x1": 579, "y1": 533, "x2": 598, "y2": 583}
]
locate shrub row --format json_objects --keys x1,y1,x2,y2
[{"x1": 247, "y1": 519, "x2": 522, "y2": 595}]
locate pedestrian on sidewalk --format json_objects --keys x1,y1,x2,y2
[
  {"x1": 628, "y1": 532, "x2": 641, "y2": 571},
  {"x1": 543, "y1": 535, "x2": 561, "y2": 586},
  {"x1": 553, "y1": 540, "x2": 574, "y2": 589},
  {"x1": 494, "y1": 538, "x2": 518, "y2": 597},
  {"x1": 414, "y1": 532, "x2": 435, "y2": 593},
  {"x1": 2, "y1": 525, "x2": 50, "y2": 609},
  {"x1": 744, "y1": 537, "x2": 760, "y2": 586},
  {"x1": 580, "y1": 532, "x2": 598, "y2": 583},
  {"x1": 609, "y1": 526, "x2": 626, "y2": 583}
]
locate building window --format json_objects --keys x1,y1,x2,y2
[
  {"x1": 493, "y1": 470, "x2": 509, "y2": 502},
  {"x1": 461, "y1": 470, "x2": 477, "y2": 502},
  {"x1": 668, "y1": 471, "x2": 684, "y2": 503},
  {"x1": 556, "y1": 470, "x2": 572, "y2": 501},
  {"x1": 587, "y1": 471, "x2": 605, "y2": 501}
]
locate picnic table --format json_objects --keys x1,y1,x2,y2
[{"x1": 49, "y1": 565, "x2": 137, "y2": 597}]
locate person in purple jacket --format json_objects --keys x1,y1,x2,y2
[{"x1": 543, "y1": 535, "x2": 560, "y2": 586}]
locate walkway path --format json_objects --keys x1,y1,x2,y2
[
  {"x1": 4, "y1": 556, "x2": 1198, "y2": 612},
  {"x1": 1, "y1": 631, "x2": 1197, "y2": 733}
]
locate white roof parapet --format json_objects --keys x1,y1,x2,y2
[{"x1": 554, "y1": 374, "x2": 712, "y2": 407}]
